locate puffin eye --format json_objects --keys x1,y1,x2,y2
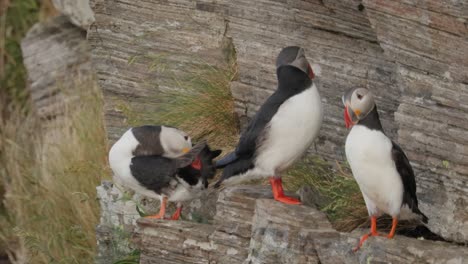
[
  {"x1": 357, "y1": 94, "x2": 363, "y2": 100},
  {"x1": 184, "y1": 136, "x2": 189, "y2": 140}
]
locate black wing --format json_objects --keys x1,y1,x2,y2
[
  {"x1": 391, "y1": 141, "x2": 428, "y2": 223},
  {"x1": 215, "y1": 66, "x2": 312, "y2": 185},
  {"x1": 224, "y1": 66, "x2": 311, "y2": 162},
  {"x1": 130, "y1": 155, "x2": 177, "y2": 195},
  {"x1": 235, "y1": 91, "x2": 289, "y2": 157},
  {"x1": 216, "y1": 91, "x2": 290, "y2": 168},
  {"x1": 213, "y1": 92, "x2": 288, "y2": 186}
]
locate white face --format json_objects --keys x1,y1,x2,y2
[
  {"x1": 343, "y1": 87, "x2": 376, "y2": 127},
  {"x1": 349, "y1": 88, "x2": 375, "y2": 117},
  {"x1": 160, "y1": 126, "x2": 192, "y2": 158}
]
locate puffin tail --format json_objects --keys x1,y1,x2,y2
[
  {"x1": 408, "y1": 202, "x2": 428, "y2": 224},
  {"x1": 415, "y1": 207, "x2": 429, "y2": 224},
  {"x1": 215, "y1": 151, "x2": 238, "y2": 168},
  {"x1": 213, "y1": 157, "x2": 254, "y2": 188},
  {"x1": 421, "y1": 214, "x2": 429, "y2": 224}
]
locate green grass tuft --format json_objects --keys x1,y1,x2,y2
[
  {"x1": 121, "y1": 50, "x2": 240, "y2": 153},
  {"x1": 284, "y1": 156, "x2": 367, "y2": 232},
  {"x1": 154, "y1": 63, "x2": 240, "y2": 150},
  {"x1": 113, "y1": 249, "x2": 140, "y2": 264}
]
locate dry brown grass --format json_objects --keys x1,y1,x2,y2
[{"x1": 0, "y1": 78, "x2": 108, "y2": 263}]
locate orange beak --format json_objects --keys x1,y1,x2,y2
[
  {"x1": 344, "y1": 105, "x2": 354, "y2": 129},
  {"x1": 191, "y1": 156, "x2": 201, "y2": 170},
  {"x1": 307, "y1": 64, "x2": 315, "y2": 79}
]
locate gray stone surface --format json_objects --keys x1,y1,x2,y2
[
  {"x1": 95, "y1": 180, "x2": 220, "y2": 263},
  {"x1": 363, "y1": 0, "x2": 468, "y2": 243},
  {"x1": 219, "y1": 0, "x2": 400, "y2": 159},
  {"x1": 88, "y1": 0, "x2": 468, "y2": 243},
  {"x1": 88, "y1": 0, "x2": 230, "y2": 143},
  {"x1": 134, "y1": 186, "x2": 468, "y2": 264},
  {"x1": 21, "y1": 15, "x2": 91, "y2": 120},
  {"x1": 95, "y1": 181, "x2": 148, "y2": 263},
  {"x1": 52, "y1": 0, "x2": 95, "y2": 30},
  {"x1": 212, "y1": 186, "x2": 274, "y2": 263},
  {"x1": 245, "y1": 199, "x2": 335, "y2": 264}
]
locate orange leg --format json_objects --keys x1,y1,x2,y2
[
  {"x1": 370, "y1": 216, "x2": 378, "y2": 236},
  {"x1": 170, "y1": 204, "x2": 183, "y2": 220},
  {"x1": 146, "y1": 197, "x2": 167, "y2": 219},
  {"x1": 387, "y1": 217, "x2": 398, "y2": 239},
  {"x1": 269, "y1": 177, "x2": 301, "y2": 205},
  {"x1": 353, "y1": 216, "x2": 380, "y2": 252}
]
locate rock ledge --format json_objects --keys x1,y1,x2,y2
[{"x1": 133, "y1": 186, "x2": 467, "y2": 264}]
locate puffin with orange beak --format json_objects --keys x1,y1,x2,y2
[
  {"x1": 109, "y1": 126, "x2": 221, "y2": 220},
  {"x1": 214, "y1": 46, "x2": 322, "y2": 205},
  {"x1": 342, "y1": 88, "x2": 428, "y2": 251}
]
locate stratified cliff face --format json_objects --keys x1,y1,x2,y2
[
  {"x1": 363, "y1": 0, "x2": 468, "y2": 242},
  {"x1": 88, "y1": 0, "x2": 468, "y2": 243},
  {"x1": 22, "y1": 15, "x2": 91, "y2": 120},
  {"x1": 133, "y1": 186, "x2": 468, "y2": 264}
]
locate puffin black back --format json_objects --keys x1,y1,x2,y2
[
  {"x1": 130, "y1": 155, "x2": 175, "y2": 194},
  {"x1": 391, "y1": 141, "x2": 428, "y2": 223},
  {"x1": 132, "y1": 125, "x2": 164, "y2": 156},
  {"x1": 130, "y1": 143, "x2": 221, "y2": 193}
]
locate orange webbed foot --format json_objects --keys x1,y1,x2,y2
[
  {"x1": 145, "y1": 197, "x2": 167, "y2": 220},
  {"x1": 353, "y1": 216, "x2": 383, "y2": 251},
  {"x1": 274, "y1": 195, "x2": 301, "y2": 205},
  {"x1": 269, "y1": 177, "x2": 301, "y2": 205},
  {"x1": 386, "y1": 217, "x2": 398, "y2": 239},
  {"x1": 353, "y1": 233, "x2": 370, "y2": 252},
  {"x1": 170, "y1": 206, "x2": 183, "y2": 220}
]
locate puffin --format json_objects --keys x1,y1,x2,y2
[
  {"x1": 109, "y1": 125, "x2": 221, "y2": 220},
  {"x1": 214, "y1": 46, "x2": 323, "y2": 205},
  {"x1": 342, "y1": 87, "x2": 428, "y2": 250},
  {"x1": 110, "y1": 125, "x2": 192, "y2": 159}
]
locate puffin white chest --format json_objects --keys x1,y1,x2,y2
[
  {"x1": 345, "y1": 125, "x2": 404, "y2": 216},
  {"x1": 167, "y1": 178, "x2": 204, "y2": 202},
  {"x1": 256, "y1": 84, "x2": 323, "y2": 173}
]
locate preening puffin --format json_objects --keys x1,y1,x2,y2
[
  {"x1": 342, "y1": 87, "x2": 428, "y2": 250},
  {"x1": 109, "y1": 125, "x2": 221, "y2": 220},
  {"x1": 215, "y1": 46, "x2": 323, "y2": 205},
  {"x1": 110, "y1": 125, "x2": 192, "y2": 160}
]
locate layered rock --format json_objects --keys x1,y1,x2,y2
[
  {"x1": 52, "y1": 0, "x2": 95, "y2": 29},
  {"x1": 88, "y1": 0, "x2": 468, "y2": 244},
  {"x1": 95, "y1": 181, "x2": 220, "y2": 263},
  {"x1": 21, "y1": 15, "x2": 92, "y2": 120},
  {"x1": 88, "y1": 0, "x2": 400, "y2": 156},
  {"x1": 134, "y1": 186, "x2": 468, "y2": 263},
  {"x1": 216, "y1": 0, "x2": 400, "y2": 158},
  {"x1": 88, "y1": 0, "x2": 230, "y2": 142},
  {"x1": 363, "y1": 0, "x2": 468, "y2": 243}
]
